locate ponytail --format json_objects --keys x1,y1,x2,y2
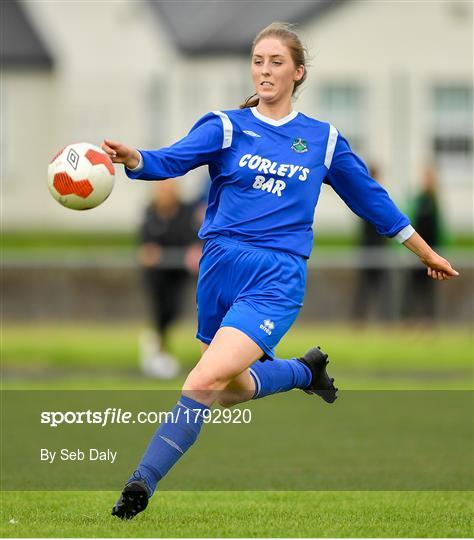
[{"x1": 239, "y1": 93, "x2": 259, "y2": 110}]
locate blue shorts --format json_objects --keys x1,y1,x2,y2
[{"x1": 196, "y1": 236, "x2": 307, "y2": 359}]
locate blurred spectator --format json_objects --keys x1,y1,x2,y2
[
  {"x1": 401, "y1": 165, "x2": 443, "y2": 321},
  {"x1": 352, "y1": 164, "x2": 392, "y2": 322},
  {"x1": 139, "y1": 180, "x2": 202, "y2": 378}
]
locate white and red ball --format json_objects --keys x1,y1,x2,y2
[{"x1": 47, "y1": 142, "x2": 115, "y2": 210}]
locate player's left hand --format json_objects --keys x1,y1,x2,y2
[{"x1": 421, "y1": 252, "x2": 459, "y2": 280}]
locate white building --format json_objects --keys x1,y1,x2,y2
[{"x1": 2, "y1": 0, "x2": 472, "y2": 234}]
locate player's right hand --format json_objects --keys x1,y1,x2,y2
[{"x1": 101, "y1": 139, "x2": 141, "y2": 169}]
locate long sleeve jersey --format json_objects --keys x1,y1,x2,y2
[{"x1": 126, "y1": 107, "x2": 413, "y2": 259}]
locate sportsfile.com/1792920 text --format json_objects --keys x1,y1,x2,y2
[{"x1": 40, "y1": 407, "x2": 252, "y2": 428}]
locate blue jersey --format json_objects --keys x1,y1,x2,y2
[{"x1": 126, "y1": 107, "x2": 412, "y2": 258}]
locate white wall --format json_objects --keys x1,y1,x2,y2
[
  {"x1": 2, "y1": 0, "x2": 472, "y2": 234},
  {"x1": 3, "y1": 0, "x2": 175, "y2": 231},
  {"x1": 298, "y1": 0, "x2": 473, "y2": 233}
]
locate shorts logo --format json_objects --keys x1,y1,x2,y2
[
  {"x1": 260, "y1": 319, "x2": 275, "y2": 336},
  {"x1": 291, "y1": 138, "x2": 308, "y2": 153}
]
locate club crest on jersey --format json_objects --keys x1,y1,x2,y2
[{"x1": 291, "y1": 138, "x2": 308, "y2": 153}]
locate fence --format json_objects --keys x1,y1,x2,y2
[{"x1": 3, "y1": 248, "x2": 472, "y2": 322}]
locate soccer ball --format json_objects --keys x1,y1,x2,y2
[{"x1": 48, "y1": 142, "x2": 115, "y2": 210}]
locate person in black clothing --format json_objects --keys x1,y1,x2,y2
[
  {"x1": 402, "y1": 165, "x2": 442, "y2": 321},
  {"x1": 352, "y1": 164, "x2": 392, "y2": 321},
  {"x1": 139, "y1": 180, "x2": 202, "y2": 378}
]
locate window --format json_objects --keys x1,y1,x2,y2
[
  {"x1": 319, "y1": 84, "x2": 366, "y2": 154},
  {"x1": 431, "y1": 85, "x2": 473, "y2": 175}
]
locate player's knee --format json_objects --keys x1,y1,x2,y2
[
  {"x1": 216, "y1": 395, "x2": 237, "y2": 408},
  {"x1": 184, "y1": 365, "x2": 230, "y2": 392}
]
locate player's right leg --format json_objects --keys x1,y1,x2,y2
[
  {"x1": 201, "y1": 339, "x2": 337, "y2": 407},
  {"x1": 216, "y1": 347, "x2": 337, "y2": 407},
  {"x1": 197, "y1": 238, "x2": 337, "y2": 408}
]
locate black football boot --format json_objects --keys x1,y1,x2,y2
[
  {"x1": 112, "y1": 478, "x2": 150, "y2": 520},
  {"x1": 297, "y1": 346, "x2": 338, "y2": 403}
]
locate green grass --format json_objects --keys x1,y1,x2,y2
[
  {"x1": 1, "y1": 231, "x2": 135, "y2": 250},
  {"x1": 2, "y1": 231, "x2": 360, "y2": 250},
  {"x1": 1, "y1": 491, "x2": 472, "y2": 537},
  {"x1": 3, "y1": 322, "x2": 472, "y2": 370},
  {"x1": 3, "y1": 230, "x2": 472, "y2": 250},
  {"x1": 2, "y1": 323, "x2": 473, "y2": 537},
  {"x1": 2, "y1": 322, "x2": 472, "y2": 390}
]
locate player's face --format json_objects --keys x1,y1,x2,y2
[{"x1": 251, "y1": 38, "x2": 304, "y2": 106}]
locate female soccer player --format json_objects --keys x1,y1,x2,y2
[{"x1": 103, "y1": 23, "x2": 458, "y2": 519}]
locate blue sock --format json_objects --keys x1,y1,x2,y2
[
  {"x1": 129, "y1": 395, "x2": 209, "y2": 495},
  {"x1": 249, "y1": 358, "x2": 312, "y2": 398}
]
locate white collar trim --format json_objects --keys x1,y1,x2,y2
[{"x1": 250, "y1": 107, "x2": 298, "y2": 126}]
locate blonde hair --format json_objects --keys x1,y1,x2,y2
[{"x1": 240, "y1": 22, "x2": 308, "y2": 109}]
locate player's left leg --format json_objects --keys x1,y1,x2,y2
[{"x1": 112, "y1": 327, "x2": 263, "y2": 520}]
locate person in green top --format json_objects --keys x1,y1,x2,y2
[{"x1": 402, "y1": 165, "x2": 443, "y2": 320}]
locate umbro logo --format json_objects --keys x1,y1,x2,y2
[
  {"x1": 67, "y1": 148, "x2": 80, "y2": 170},
  {"x1": 260, "y1": 319, "x2": 275, "y2": 335},
  {"x1": 243, "y1": 130, "x2": 261, "y2": 138}
]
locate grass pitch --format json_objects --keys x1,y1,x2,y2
[
  {"x1": 2, "y1": 322, "x2": 472, "y2": 389},
  {"x1": 1, "y1": 491, "x2": 473, "y2": 538},
  {"x1": 1, "y1": 322, "x2": 473, "y2": 537}
]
